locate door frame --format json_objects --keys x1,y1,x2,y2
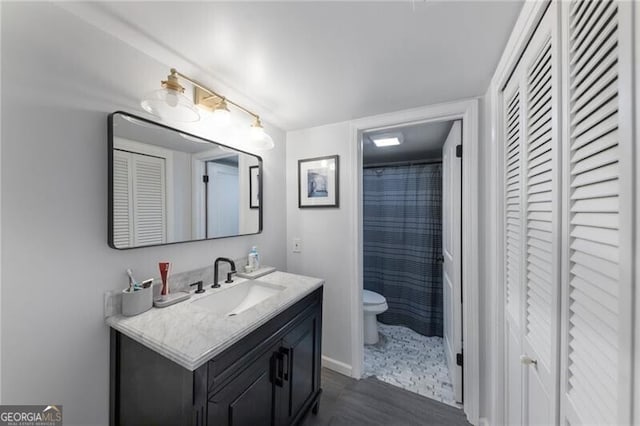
[
  {"x1": 204, "y1": 160, "x2": 240, "y2": 238},
  {"x1": 348, "y1": 98, "x2": 480, "y2": 424},
  {"x1": 191, "y1": 150, "x2": 239, "y2": 240},
  {"x1": 487, "y1": 1, "x2": 553, "y2": 425}
]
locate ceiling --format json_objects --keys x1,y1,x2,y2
[
  {"x1": 363, "y1": 120, "x2": 453, "y2": 165},
  {"x1": 64, "y1": 1, "x2": 522, "y2": 130}
]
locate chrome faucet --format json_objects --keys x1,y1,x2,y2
[{"x1": 213, "y1": 257, "x2": 236, "y2": 288}]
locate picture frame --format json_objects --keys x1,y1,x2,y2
[
  {"x1": 298, "y1": 155, "x2": 339, "y2": 208},
  {"x1": 249, "y1": 165, "x2": 260, "y2": 209}
]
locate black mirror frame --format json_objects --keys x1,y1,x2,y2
[{"x1": 107, "y1": 111, "x2": 263, "y2": 250}]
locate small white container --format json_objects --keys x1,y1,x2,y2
[{"x1": 122, "y1": 286, "x2": 153, "y2": 316}]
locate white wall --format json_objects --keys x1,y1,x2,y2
[
  {"x1": 1, "y1": 3, "x2": 286, "y2": 425},
  {"x1": 287, "y1": 103, "x2": 495, "y2": 422},
  {"x1": 286, "y1": 122, "x2": 355, "y2": 371}
]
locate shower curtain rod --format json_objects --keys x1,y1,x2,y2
[{"x1": 363, "y1": 159, "x2": 442, "y2": 169}]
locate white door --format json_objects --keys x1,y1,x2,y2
[
  {"x1": 503, "y1": 77, "x2": 524, "y2": 426},
  {"x1": 520, "y1": 10, "x2": 560, "y2": 424},
  {"x1": 560, "y1": 1, "x2": 634, "y2": 424},
  {"x1": 501, "y1": 1, "x2": 636, "y2": 423},
  {"x1": 502, "y1": 5, "x2": 560, "y2": 424},
  {"x1": 206, "y1": 161, "x2": 239, "y2": 238},
  {"x1": 442, "y1": 120, "x2": 463, "y2": 403}
]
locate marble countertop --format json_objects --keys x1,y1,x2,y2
[{"x1": 106, "y1": 271, "x2": 323, "y2": 371}]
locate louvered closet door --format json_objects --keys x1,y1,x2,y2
[
  {"x1": 520, "y1": 7, "x2": 560, "y2": 424},
  {"x1": 113, "y1": 149, "x2": 168, "y2": 247},
  {"x1": 561, "y1": 0, "x2": 634, "y2": 424},
  {"x1": 113, "y1": 150, "x2": 134, "y2": 248},
  {"x1": 131, "y1": 153, "x2": 167, "y2": 247},
  {"x1": 503, "y1": 77, "x2": 524, "y2": 426},
  {"x1": 502, "y1": 5, "x2": 560, "y2": 425}
]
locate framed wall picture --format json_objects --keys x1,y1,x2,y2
[
  {"x1": 298, "y1": 155, "x2": 339, "y2": 208},
  {"x1": 249, "y1": 165, "x2": 260, "y2": 209}
]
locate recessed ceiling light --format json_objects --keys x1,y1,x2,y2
[
  {"x1": 371, "y1": 132, "x2": 403, "y2": 147},
  {"x1": 372, "y1": 137, "x2": 401, "y2": 147}
]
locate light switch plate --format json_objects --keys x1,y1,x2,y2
[{"x1": 293, "y1": 238, "x2": 302, "y2": 253}]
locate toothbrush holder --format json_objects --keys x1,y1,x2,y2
[{"x1": 122, "y1": 286, "x2": 153, "y2": 316}]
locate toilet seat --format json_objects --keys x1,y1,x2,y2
[
  {"x1": 362, "y1": 290, "x2": 388, "y2": 344},
  {"x1": 363, "y1": 290, "x2": 386, "y2": 305}
]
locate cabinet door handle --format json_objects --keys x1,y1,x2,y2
[
  {"x1": 280, "y1": 347, "x2": 291, "y2": 381},
  {"x1": 272, "y1": 353, "x2": 284, "y2": 387}
]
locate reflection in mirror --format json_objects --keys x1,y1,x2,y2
[{"x1": 109, "y1": 112, "x2": 262, "y2": 249}]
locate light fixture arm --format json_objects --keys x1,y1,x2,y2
[{"x1": 171, "y1": 69, "x2": 261, "y2": 122}]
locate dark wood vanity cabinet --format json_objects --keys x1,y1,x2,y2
[
  {"x1": 111, "y1": 286, "x2": 323, "y2": 426},
  {"x1": 207, "y1": 340, "x2": 281, "y2": 425},
  {"x1": 278, "y1": 312, "x2": 320, "y2": 425}
]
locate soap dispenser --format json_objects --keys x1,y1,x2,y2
[{"x1": 248, "y1": 246, "x2": 260, "y2": 271}]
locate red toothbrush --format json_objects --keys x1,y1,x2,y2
[{"x1": 159, "y1": 262, "x2": 170, "y2": 296}]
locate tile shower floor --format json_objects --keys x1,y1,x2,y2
[{"x1": 363, "y1": 322, "x2": 459, "y2": 407}]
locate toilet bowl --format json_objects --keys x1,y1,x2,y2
[{"x1": 363, "y1": 290, "x2": 388, "y2": 344}]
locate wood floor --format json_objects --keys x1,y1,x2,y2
[{"x1": 302, "y1": 368, "x2": 471, "y2": 426}]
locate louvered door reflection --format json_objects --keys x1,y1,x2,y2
[
  {"x1": 561, "y1": 0, "x2": 633, "y2": 424},
  {"x1": 112, "y1": 150, "x2": 167, "y2": 248},
  {"x1": 132, "y1": 153, "x2": 167, "y2": 247},
  {"x1": 113, "y1": 150, "x2": 133, "y2": 248}
]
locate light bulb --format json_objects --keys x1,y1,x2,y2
[
  {"x1": 245, "y1": 117, "x2": 273, "y2": 150},
  {"x1": 250, "y1": 124, "x2": 265, "y2": 140},
  {"x1": 166, "y1": 90, "x2": 179, "y2": 107},
  {"x1": 211, "y1": 108, "x2": 231, "y2": 126}
]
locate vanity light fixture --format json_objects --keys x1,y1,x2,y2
[
  {"x1": 141, "y1": 69, "x2": 200, "y2": 123},
  {"x1": 141, "y1": 68, "x2": 274, "y2": 151},
  {"x1": 211, "y1": 98, "x2": 231, "y2": 126}
]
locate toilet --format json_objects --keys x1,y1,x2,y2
[{"x1": 363, "y1": 290, "x2": 388, "y2": 344}]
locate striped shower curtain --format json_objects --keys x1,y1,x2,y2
[{"x1": 363, "y1": 163, "x2": 443, "y2": 337}]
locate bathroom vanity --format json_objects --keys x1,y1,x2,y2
[{"x1": 107, "y1": 272, "x2": 323, "y2": 426}]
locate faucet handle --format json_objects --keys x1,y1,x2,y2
[
  {"x1": 190, "y1": 281, "x2": 205, "y2": 294},
  {"x1": 225, "y1": 270, "x2": 237, "y2": 284}
]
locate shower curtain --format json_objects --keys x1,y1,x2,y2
[{"x1": 363, "y1": 163, "x2": 443, "y2": 337}]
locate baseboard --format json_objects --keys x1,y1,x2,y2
[
  {"x1": 321, "y1": 355, "x2": 353, "y2": 377},
  {"x1": 478, "y1": 416, "x2": 490, "y2": 426}
]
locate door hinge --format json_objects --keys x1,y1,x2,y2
[
  {"x1": 202, "y1": 175, "x2": 209, "y2": 183},
  {"x1": 456, "y1": 145, "x2": 463, "y2": 158},
  {"x1": 456, "y1": 352, "x2": 463, "y2": 367}
]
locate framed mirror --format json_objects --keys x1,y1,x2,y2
[{"x1": 108, "y1": 112, "x2": 262, "y2": 249}]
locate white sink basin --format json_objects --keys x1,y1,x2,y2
[{"x1": 193, "y1": 280, "x2": 285, "y2": 316}]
